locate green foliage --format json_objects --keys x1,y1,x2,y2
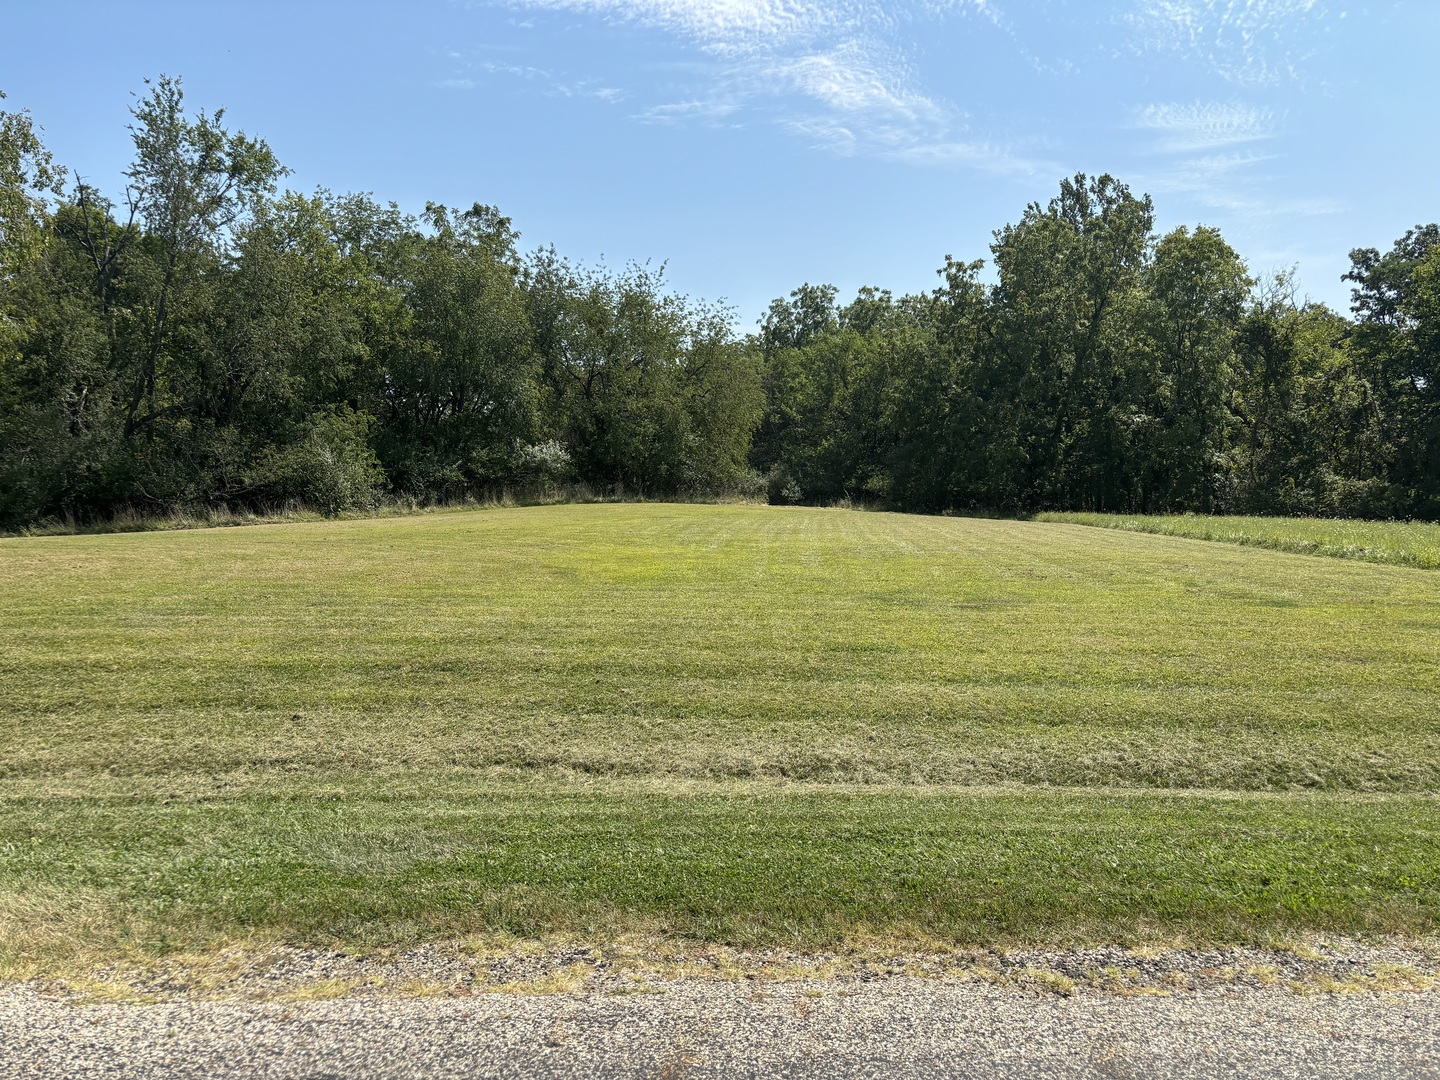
[
  {"x1": 248, "y1": 407, "x2": 385, "y2": 514},
  {"x1": 1343, "y1": 225, "x2": 1440, "y2": 515},
  {"x1": 1140, "y1": 225, "x2": 1251, "y2": 510},
  {"x1": 377, "y1": 202, "x2": 537, "y2": 497},
  {"x1": 527, "y1": 253, "x2": 761, "y2": 494},
  {"x1": 0, "y1": 81, "x2": 763, "y2": 526},
  {"x1": 983, "y1": 174, "x2": 1155, "y2": 511},
  {"x1": 0, "y1": 82, "x2": 1435, "y2": 527},
  {"x1": 751, "y1": 175, "x2": 1438, "y2": 521},
  {"x1": 753, "y1": 285, "x2": 929, "y2": 505},
  {"x1": 0, "y1": 90, "x2": 70, "y2": 479},
  {"x1": 0, "y1": 90, "x2": 64, "y2": 285}
]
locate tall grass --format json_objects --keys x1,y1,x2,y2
[
  {"x1": 1038, "y1": 512, "x2": 1440, "y2": 569},
  {"x1": 7, "y1": 481, "x2": 767, "y2": 538}
]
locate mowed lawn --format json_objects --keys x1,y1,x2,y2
[{"x1": 1, "y1": 504, "x2": 1437, "y2": 972}]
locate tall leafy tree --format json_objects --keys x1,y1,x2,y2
[
  {"x1": 1141, "y1": 225, "x2": 1251, "y2": 510},
  {"x1": 985, "y1": 173, "x2": 1154, "y2": 510},
  {"x1": 0, "y1": 93, "x2": 103, "y2": 526},
  {"x1": 1345, "y1": 225, "x2": 1440, "y2": 514},
  {"x1": 378, "y1": 202, "x2": 536, "y2": 496},
  {"x1": 885, "y1": 258, "x2": 988, "y2": 510},
  {"x1": 0, "y1": 91, "x2": 63, "y2": 294},
  {"x1": 528, "y1": 254, "x2": 758, "y2": 493},
  {"x1": 116, "y1": 76, "x2": 285, "y2": 448}
]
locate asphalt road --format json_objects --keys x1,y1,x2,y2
[{"x1": 3, "y1": 978, "x2": 1437, "y2": 1079}]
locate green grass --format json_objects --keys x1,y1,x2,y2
[
  {"x1": 5, "y1": 780, "x2": 1436, "y2": 960},
  {"x1": 1038, "y1": 511, "x2": 1440, "y2": 570},
  {"x1": 2, "y1": 504, "x2": 1438, "y2": 975}
]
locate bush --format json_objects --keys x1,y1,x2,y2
[
  {"x1": 767, "y1": 467, "x2": 803, "y2": 505},
  {"x1": 250, "y1": 408, "x2": 386, "y2": 515},
  {"x1": 731, "y1": 469, "x2": 768, "y2": 502},
  {"x1": 515, "y1": 439, "x2": 575, "y2": 488}
]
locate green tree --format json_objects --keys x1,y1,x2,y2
[
  {"x1": 886, "y1": 258, "x2": 988, "y2": 510},
  {"x1": 528, "y1": 253, "x2": 755, "y2": 494},
  {"x1": 377, "y1": 202, "x2": 536, "y2": 497},
  {"x1": 0, "y1": 91, "x2": 64, "y2": 293},
  {"x1": 1141, "y1": 225, "x2": 1251, "y2": 509},
  {"x1": 984, "y1": 173, "x2": 1155, "y2": 510},
  {"x1": 0, "y1": 98, "x2": 114, "y2": 526},
  {"x1": 1344, "y1": 225, "x2": 1440, "y2": 515},
  {"x1": 116, "y1": 75, "x2": 285, "y2": 450},
  {"x1": 1231, "y1": 287, "x2": 1380, "y2": 515}
]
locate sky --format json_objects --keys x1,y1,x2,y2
[{"x1": 1, "y1": 0, "x2": 1435, "y2": 324}]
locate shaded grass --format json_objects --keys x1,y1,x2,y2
[
  {"x1": 1038, "y1": 512, "x2": 1440, "y2": 570},
  {"x1": 5, "y1": 486, "x2": 761, "y2": 538},
  {"x1": 2, "y1": 504, "x2": 1438, "y2": 973}
]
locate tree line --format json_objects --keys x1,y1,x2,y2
[
  {"x1": 757, "y1": 180, "x2": 1438, "y2": 520},
  {"x1": 2, "y1": 80, "x2": 1436, "y2": 529}
]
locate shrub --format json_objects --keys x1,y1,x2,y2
[{"x1": 250, "y1": 408, "x2": 386, "y2": 515}]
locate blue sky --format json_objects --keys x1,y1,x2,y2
[{"x1": 1, "y1": 0, "x2": 1435, "y2": 323}]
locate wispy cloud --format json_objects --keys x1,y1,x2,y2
[
  {"x1": 1139, "y1": 150, "x2": 1342, "y2": 221},
  {"x1": 1124, "y1": 0, "x2": 1331, "y2": 84},
  {"x1": 480, "y1": 61, "x2": 555, "y2": 80},
  {"x1": 484, "y1": 0, "x2": 884, "y2": 56},
  {"x1": 1132, "y1": 100, "x2": 1307, "y2": 220},
  {"x1": 639, "y1": 98, "x2": 742, "y2": 124},
  {"x1": 770, "y1": 42, "x2": 941, "y2": 122},
  {"x1": 439, "y1": 59, "x2": 626, "y2": 102},
  {"x1": 466, "y1": 0, "x2": 1036, "y2": 171},
  {"x1": 1135, "y1": 101, "x2": 1277, "y2": 152}
]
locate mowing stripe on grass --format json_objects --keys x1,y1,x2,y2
[{"x1": 2, "y1": 504, "x2": 1437, "y2": 974}]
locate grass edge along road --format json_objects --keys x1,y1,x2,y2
[
  {"x1": 2, "y1": 504, "x2": 1438, "y2": 981},
  {"x1": 3, "y1": 779, "x2": 1438, "y2": 983},
  {"x1": 1038, "y1": 511, "x2": 1440, "y2": 570}
]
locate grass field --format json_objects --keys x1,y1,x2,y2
[
  {"x1": 1038, "y1": 511, "x2": 1440, "y2": 570},
  {"x1": 2, "y1": 504, "x2": 1437, "y2": 977}
]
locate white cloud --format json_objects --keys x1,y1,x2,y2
[
  {"x1": 638, "y1": 98, "x2": 743, "y2": 123},
  {"x1": 1135, "y1": 102, "x2": 1277, "y2": 152},
  {"x1": 887, "y1": 138, "x2": 1038, "y2": 175},
  {"x1": 771, "y1": 43, "x2": 941, "y2": 122},
  {"x1": 1125, "y1": 0, "x2": 1331, "y2": 84},
  {"x1": 483, "y1": 0, "x2": 857, "y2": 55},
  {"x1": 441, "y1": 60, "x2": 627, "y2": 102},
  {"x1": 482, "y1": 61, "x2": 555, "y2": 79},
  {"x1": 467, "y1": 0, "x2": 1025, "y2": 170},
  {"x1": 755, "y1": 41, "x2": 1040, "y2": 173},
  {"x1": 492, "y1": 0, "x2": 998, "y2": 53},
  {"x1": 1131, "y1": 97, "x2": 1338, "y2": 225},
  {"x1": 1138, "y1": 150, "x2": 1342, "y2": 221}
]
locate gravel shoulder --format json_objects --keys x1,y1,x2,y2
[{"x1": 2, "y1": 941, "x2": 1438, "y2": 1078}]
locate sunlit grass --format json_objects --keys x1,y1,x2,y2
[
  {"x1": 2, "y1": 504, "x2": 1437, "y2": 975},
  {"x1": 1038, "y1": 511, "x2": 1440, "y2": 570},
  {"x1": 2, "y1": 780, "x2": 1436, "y2": 976}
]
